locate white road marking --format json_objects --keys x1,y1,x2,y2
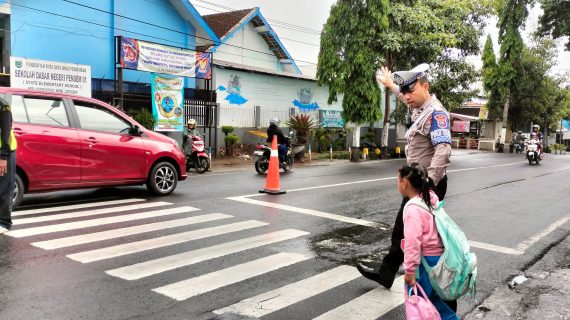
[
  {"x1": 6, "y1": 206, "x2": 198, "y2": 238},
  {"x1": 213, "y1": 265, "x2": 361, "y2": 318},
  {"x1": 153, "y1": 252, "x2": 312, "y2": 301},
  {"x1": 31, "y1": 213, "x2": 232, "y2": 250},
  {"x1": 516, "y1": 214, "x2": 570, "y2": 251},
  {"x1": 68, "y1": 219, "x2": 267, "y2": 263},
  {"x1": 12, "y1": 198, "x2": 146, "y2": 216},
  {"x1": 313, "y1": 276, "x2": 405, "y2": 320},
  {"x1": 105, "y1": 229, "x2": 309, "y2": 280},
  {"x1": 245, "y1": 161, "x2": 527, "y2": 195},
  {"x1": 13, "y1": 202, "x2": 171, "y2": 225},
  {"x1": 227, "y1": 197, "x2": 378, "y2": 227},
  {"x1": 468, "y1": 240, "x2": 523, "y2": 255}
]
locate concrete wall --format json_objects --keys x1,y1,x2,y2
[
  {"x1": 213, "y1": 66, "x2": 342, "y2": 115},
  {"x1": 214, "y1": 20, "x2": 280, "y2": 71}
]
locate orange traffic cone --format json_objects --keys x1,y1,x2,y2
[{"x1": 259, "y1": 135, "x2": 286, "y2": 195}]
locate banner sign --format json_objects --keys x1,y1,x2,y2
[
  {"x1": 151, "y1": 73, "x2": 184, "y2": 132},
  {"x1": 321, "y1": 109, "x2": 344, "y2": 128},
  {"x1": 10, "y1": 57, "x2": 91, "y2": 97},
  {"x1": 451, "y1": 120, "x2": 470, "y2": 133},
  {"x1": 120, "y1": 37, "x2": 211, "y2": 79}
]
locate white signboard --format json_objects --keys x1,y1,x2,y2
[{"x1": 10, "y1": 57, "x2": 92, "y2": 97}]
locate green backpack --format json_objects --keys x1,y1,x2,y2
[{"x1": 405, "y1": 198, "x2": 477, "y2": 301}]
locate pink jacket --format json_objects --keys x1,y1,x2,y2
[{"x1": 401, "y1": 191, "x2": 444, "y2": 275}]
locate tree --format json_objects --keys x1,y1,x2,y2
[
  {"x1": 537, "y1": 0, "x2": 570, "y2": 50},
  {"x1": 429, "y1": 52, "x2": 479, "y2": 112},
  {"x1": 495, "y1": 0, "x2": 531, "y2": 140},
  {"x1": 376, "y1": 0, "x2": 490, "y2": 153},
  {"x1": 316, "y1": 0, "x2": 389, "y2": 141},
  {"x1": 481, "y1": 35, "x2": 503, "y2": 118}
]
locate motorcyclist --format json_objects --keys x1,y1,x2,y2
[
  {"x1": 512, "y1": 130, "x2": 524, "y2": 152},
  {"x1": 183, "y1": 119, "x2": 201, "y2": 155},
  {"x1": 266, "y1": 117, "x2": 287, "y2": 163},
  {"x1": 531, "y1": 125, "x2": 543, "y2": 156}
]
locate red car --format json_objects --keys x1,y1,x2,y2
[{"x1": 0, "y1": 88, "x2": 187, "y2": 208}]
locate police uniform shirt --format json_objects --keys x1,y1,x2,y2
[{"x1": 406, "y1": 94, "x2": 451, "y2": 185}]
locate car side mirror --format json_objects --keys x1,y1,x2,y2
[{"x1": 130, "y1": 125, "x2": 143, "y2": 136}]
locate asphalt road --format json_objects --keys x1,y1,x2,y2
[{"x1": 1, "y1": 151, "x2": 569, "y2": 320}]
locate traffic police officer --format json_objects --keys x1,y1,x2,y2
[
  {"x1": 357, "y1": 63, "x2": 455, "y2": 309},
  {"x1": 0, "y1": 97, "x2": 17, "y2": 233}
]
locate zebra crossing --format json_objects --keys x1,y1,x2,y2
[{"x1": 7, "y1": 198, "x2": 407, "y2": 319}]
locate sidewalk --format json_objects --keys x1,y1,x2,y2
[
  {"x1": 464, "y1": 235, "x2": 570, "y2": 319},
  {"x1": 208, "y1": 156, "x2": 351, "y2": 173}
]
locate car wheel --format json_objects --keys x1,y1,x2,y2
[
  {"x1": 146, "y1": 162, "x2": 178, "y2": 196},
  {"x1": 13, "y1": 174, "x2": 24, "y2": 209}
]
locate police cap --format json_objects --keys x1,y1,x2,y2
[{"x1": 392, "y1": 63, "x2": 429, "y2": 93}]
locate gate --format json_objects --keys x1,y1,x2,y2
[{"x1": 184, "y1": 99, "x2": 218, "y2": 156}]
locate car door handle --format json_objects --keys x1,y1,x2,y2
[
  {"x1": 13, "y1": 127, "x2": 25, "y2": 135},
  {"x1": 84, "y1": 137, "x2": 98, "y2": 144}
]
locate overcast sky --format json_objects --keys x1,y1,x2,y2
[{"x1": 192, "y1": 1, "x2": 570, "y2": 78}]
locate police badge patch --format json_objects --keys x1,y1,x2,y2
[{"x1": 430, "y1": 111, "x2": 451, "y2": 145}]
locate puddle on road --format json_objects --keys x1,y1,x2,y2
[{"x1": 309, "y1": 224, "x2": 392, "y2": 266}]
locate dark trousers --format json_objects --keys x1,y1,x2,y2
[
  {"x1": 0, "y1": 151, "x2": 15, "y2": 229},
  {"x1": 278, "y1": 144, "x2": 287, "y2": 162},
  {"x1": 379, "y1": 175, "x2": 457, "y2": 311}
]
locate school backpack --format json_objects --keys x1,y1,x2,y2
[{"x1": 405, "y1": 198, "x2": 477, "y2": 301}]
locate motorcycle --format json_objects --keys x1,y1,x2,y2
[
  {"x1": 185, "y1": 135, "x2": 210, "y2": 173},
  {"x1": 253, "y1": 137, "x2": 293, "y2": 174},
  {"x1": 525, "y1": 139, "x2": 541, "y2": 165},
  {"x1": 514, "y1": 141, "x2": 525, "y2": 154}
]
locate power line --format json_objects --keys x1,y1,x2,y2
[
  {"x1": 191, "y1": 0, "x2": 320, "y2": 47},
  {"x1": 193, "y1": 0, "x2": 322, "y2": 35},
  {"x1": 8, "y1": 1, "x2": 316, "y2": 67},
  {"x1": 55, "y1": 0, "x2": 318, "y2": 65}
]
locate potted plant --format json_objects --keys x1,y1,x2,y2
[
  {"x1": 285, "y1": 114, "x2": 315, "y2": 158},
  {"x1": 224, "y1": 134, "x2": 240, "y2": 157}
]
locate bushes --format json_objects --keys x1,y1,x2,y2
[{"x1": 126, "y1": 108, "x2": 157, "y2": 130}]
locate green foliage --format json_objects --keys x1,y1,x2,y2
[
  {"x1": 285, "y1": 114, "x2": 316, "y2": 144},
  {"x1": 314, "y1": 151, "x2": 351, "y2": 160},
  {"x1": 481, "y1": 34, "x2": 504, "y2": 118},
  {"x1": 537, "y1": 0, "x2": 570, "y2": 50},
  {"x1": 429, "y1": 53, "x2": 480, "y2": 111},
  {"x1": 317, "y1": 0, "x2": 389, "y2": 124},
  {"x1": 221, "y1": 126, "x2": 235, "y2": 136},
  {"x1": 126, "y1": 108, "x2": 156, "y2": 131},
  {"x1": 312, "y1": 127, "x2": 351, "y2": 152},
  {"x1": 495, "y1": 0, "x2": 531, "y2": 125},
  {"x1": 224, "y1": 134, "x2": 239, "y2": 145}
]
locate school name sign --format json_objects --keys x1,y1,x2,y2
[
  {"x1": 10, "y1": 57, "x2": 92, "y2": 97},
  {"x1": 119, "y1": 37, "x2": 211, "y2": 79}
]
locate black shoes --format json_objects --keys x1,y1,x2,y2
[{"x1": 356, "y1": 263, "x2": 395, "y2": 289}]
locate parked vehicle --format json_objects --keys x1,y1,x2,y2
[
  {"x1": 0, "y1": 88, "x2": 187, "y2": 208},
  {"x1": 526, "y1": 139, "x2": 541, "y2": 165},
  {"x1": 184, "y1": 134, "x2": 210, "y2": 173},
  {"x1": 253, "y1": 137, "x2": 293, "y2": 174}
]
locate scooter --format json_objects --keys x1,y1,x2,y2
[
  {"x1": 525, "y1": 139, "x2": 541, "y2": 165},
  {"x1": 185, "y1": 135, "x2": 210, "y2": 173},
  {"x1": 253, "y1": 137, "x2": 293, "y2": 174},
  {"x1": 514, "y1": 141, "x2": 524, "y2": 154}
]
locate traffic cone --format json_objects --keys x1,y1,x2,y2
[{"x1": 259, "y1": 135, "x2": 286, "y2": 195}]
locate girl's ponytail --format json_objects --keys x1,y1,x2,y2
[{"x1": 398, "y1": 163, "x2": 434, "y2": 211}]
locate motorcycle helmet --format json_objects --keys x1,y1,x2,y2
[
  {"x1": 533, "y1": 124, "x2": 540, "y2": 131},
  {"x1": 187, "y1": 119, "x2": 197, "y2": 128},
  {"x1": 531, "y1": 132, "x2": 537, "y2": 138},
  {"x1": 269, "y1": 117, "x2": 280, "y2": 126}
]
